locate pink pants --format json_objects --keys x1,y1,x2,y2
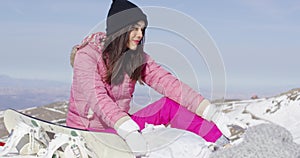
[{"x1": 131, "y1": 97, "x2": 222, "y2": 143}]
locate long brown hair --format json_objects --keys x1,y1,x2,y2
[{"x1": 103, "y1": 24, "x2": 146, "y2": 85}]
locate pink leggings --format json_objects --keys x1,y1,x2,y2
[{"x1": 131, "y1": 97, "x2": 222, "y2": 142}]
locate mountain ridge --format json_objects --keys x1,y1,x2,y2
[
  {"x1": 1, "y1": 88, "x2": 299, "y2": 145},
  {"x1": 0, "y1": 74, "x2": 70, "y2": 110}
]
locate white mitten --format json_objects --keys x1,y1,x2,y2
[
  {"x1": 202, "y1": 104, "x2": 231, "y2": 139},
  {"x1": 116, "y1": 119, "x2": 148, "y2": 157}
]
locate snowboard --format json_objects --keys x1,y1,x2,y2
[{"x1": 1, "y1": 109, "x2": 134, "y2": 158}]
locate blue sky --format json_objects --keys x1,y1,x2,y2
[{"x1": 1, "y1": 0, "x2": 299, "y2": 98}]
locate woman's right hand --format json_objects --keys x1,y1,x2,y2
[
  {"x1": 116, "y1": 119, "x2": 148, "y2": 157},
  {"x1": 124, "y1": 130, "x2": 148, "y2": 157}
]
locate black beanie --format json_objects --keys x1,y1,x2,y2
[{"x1": 106, "y1": 0, "x2": 148, "y2": 36}]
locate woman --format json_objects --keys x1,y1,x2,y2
[{"x1": 67, "y1": 0, "x2": 230, "y2": 156}]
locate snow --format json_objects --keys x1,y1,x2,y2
[
  {"x1": 141, "y1": 124, "x2": 212, "y2": 158},
  {"x1": 222, "y1": 89, "x2": 300, "y2": 144},
  {"x1": 44, "y1": 107, "x2": 66, "y2": 115},
  {"x1": 0, "y1": 111, "x2": 3, "y2": 118}
]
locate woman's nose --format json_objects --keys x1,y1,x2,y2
[{"x1": 136, "y1": 29, "x2": 143, "y2": 38}]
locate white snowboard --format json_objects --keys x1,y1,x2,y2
[{"x1": 2, "y1": 109, "x2": 134, "y2": 158}]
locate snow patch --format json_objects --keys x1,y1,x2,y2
[{"x1": 44, "y1": 107, "x2": 65, "y2": 115}]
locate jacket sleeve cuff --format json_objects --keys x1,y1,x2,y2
[
  {"x1": 114, "y1": 117, "x2": 140, "y2": 139},
  {"x1": 114, "y1": 115, "x2": 132, "y2": 131},
  {"x1": 195, "y1": 99, "x2": 211, "y2": 117}
]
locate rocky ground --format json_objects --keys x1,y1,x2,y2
[{"x1": 0, "y1": 101, "x2": 68, "y2": 138}]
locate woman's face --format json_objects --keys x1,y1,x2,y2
[{"x1": 127, "y1": 20, "x2": 145, "y2": 50}]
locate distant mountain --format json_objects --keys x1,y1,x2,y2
[
  {"x1": 0, "y1": 74, "x2": 70, "y2": 110},
  {"x1": 0, "y1": 74, "x2": 69, "y2": 88}
]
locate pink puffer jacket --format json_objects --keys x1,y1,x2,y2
[{"x1": 66, "y1": 32, "x2": 206, "y2": 130}]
